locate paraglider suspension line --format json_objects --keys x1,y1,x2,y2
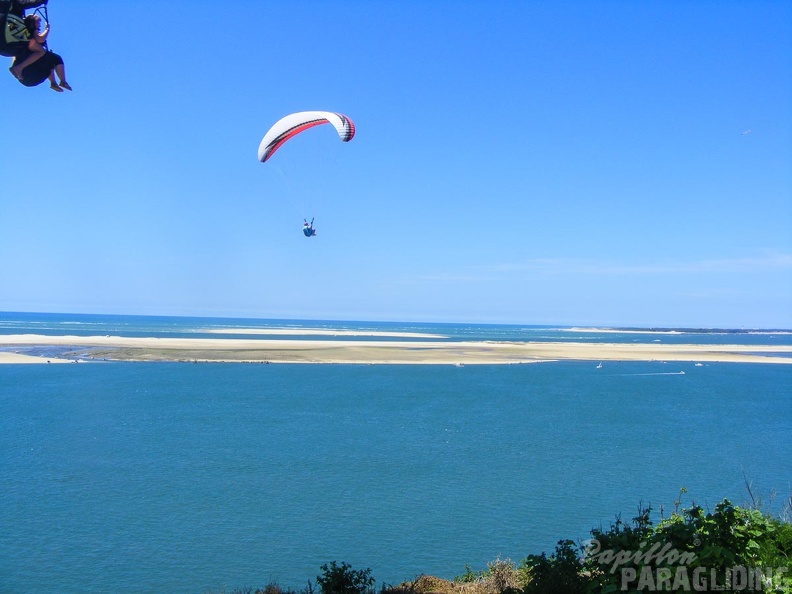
[{"x1": 33, "y1": 4, "x2": 48, "y2": 50}]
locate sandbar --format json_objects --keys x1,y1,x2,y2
[
  {"x1": 0, "y1": 351, "x2": 71, "y2": 364},
  {"x1": 202, "y1": 328, "x2": 448, "y2": 338},
  {"x1": 0, "y1": 334, "x2": 791, "y2": 365}
]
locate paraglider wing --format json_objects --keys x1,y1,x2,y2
[
  {"x1": 258, "y1": 111, "x2": 355, "y2": 163},
  {"x1": 0, "y1": 1, "x2": 27, "y2": 57},
  {"x1": 9, "y1": 0, "x2": 48, "y2": 11},
  {"x1": 1, "y1": 0, "x2": 48, "y2": 57}
]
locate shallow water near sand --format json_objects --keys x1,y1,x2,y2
[{"x1": 1, "y1": 313, "x2": 790, "y2": 593}]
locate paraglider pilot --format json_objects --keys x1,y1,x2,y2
[
  {"x1": 3, "y1": 1, "x2": 71, "y2": 91},
  {"x1": 303, "y1": 218, "x2": 316, "y2": 237},
  {"x1": 10, "y1": 13, "x2": 70, "y2": 91}
]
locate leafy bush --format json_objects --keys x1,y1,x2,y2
[
  {"x1": 580, "y1": 497, "x2": 792, "y2": 593},
  {"x1": 583, "y1": 502, "x2": 655, "y2": 593},
  {"x1": 765, "y1": 519, "x2": 792, "y2": 566},
  {"x1": 316, "y1": 561, "x2": 375, "y2": 594},
  {"x1": 521, "y1": 540, "x2": 587, "y2": 594}
]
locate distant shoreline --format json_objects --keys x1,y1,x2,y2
[
  {"x1": 566, "y1": 327, "x2": 792, "y2": 335},
  {"x1": 1, "y1": 333, "x2": 791, "y2": 365}
]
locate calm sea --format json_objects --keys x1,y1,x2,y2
[{"x1": 1, "y1": 313, "x2": 790, "y2": 593}]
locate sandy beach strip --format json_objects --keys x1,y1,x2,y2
[
  {"x1": 202, "y1": 328, "x2": 448, "y2": 338},
  {"x1": 1, "y1": 334, "x2": 791, "y2": 364},
  {"x1": 0, "y1": 351, "x2": 72, "y2": 364}
]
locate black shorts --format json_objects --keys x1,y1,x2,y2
[{"x1": 19, "y1": 50, "x2": 63, "y2": 87}]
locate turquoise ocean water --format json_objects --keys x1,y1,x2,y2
[{"x1": 1, "y1": 313, "x2": 791, "y2": 593}]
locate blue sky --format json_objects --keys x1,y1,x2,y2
[{"x1": 1, "y1": 0, "x2": 790, "y2": 327}]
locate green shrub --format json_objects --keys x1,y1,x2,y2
[
  {"x1": 521, "y1": 540, "x2": 587, "y2": 594},
  {"x1": 581, "y1": 497, "x2": 792, "y2": 593},
  {"x1": 316, "y1": 561, "x2": 375, "y2": 594}
]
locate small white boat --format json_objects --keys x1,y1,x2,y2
[{"x1": 596, "y1": 362, "x2": 603, "y2": 369}]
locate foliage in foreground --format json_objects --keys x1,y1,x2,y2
[
  {"x1": 211, "y1": 493, "x2": 792, "y2": 594},
  {"x1": 317, "y1": 561, "x2": 376, "y2": 594},
  {"x1": 523, "y1": 494, "x2": 792, "y2": 593}
]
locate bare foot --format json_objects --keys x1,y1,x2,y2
[
  {"x1": 58, "y1": 81, "x2": 72, "y2": 91},
  {"x1": 9, "y1": 66, "x2": 22, "y2": 80},
  {"x1": 50, "y1": 82, "x2": 63, "y2": 92}
]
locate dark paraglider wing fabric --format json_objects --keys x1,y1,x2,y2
[
  {"x1": 3, "y1": 0, "x2": 47, "y2": 20},
  {"x1": 257, "y1": 111, "x2": 356, "y2": 163},
  {"x1": 1, "y1": 0, "x2": 48, "y2": 57},
  {"x1": 14, "y1": 0, "x2": 47, "y2": 7},
  {"x1": 0, "y1": 2, "x2": 28, "y2": 57}
]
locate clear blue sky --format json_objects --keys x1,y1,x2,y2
[{"x1": 1, "y1": 0, "x2": 790, "y2": 327}]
